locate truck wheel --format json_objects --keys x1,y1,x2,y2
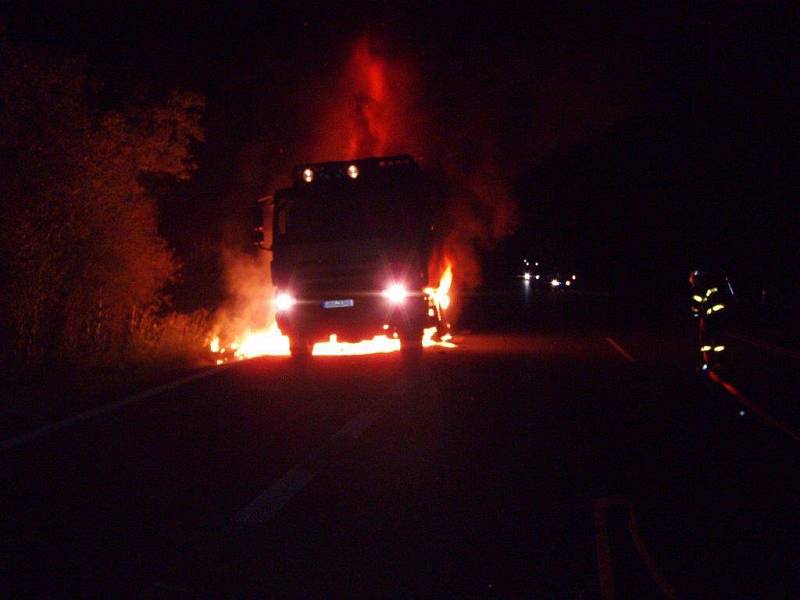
[
  {"x1": 290, "y1": 337, "x2": 313, "y2": 358},
  {"x1": 400, "y1": 329, "x2": 423, "y2": 353}
]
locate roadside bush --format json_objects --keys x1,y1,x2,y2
[
  {"x1": 0, "y1": 38, "x2": 205, "y2": 372},
  {"x1": 127, "y1": 308, "x2": 212, "y2": 367}
]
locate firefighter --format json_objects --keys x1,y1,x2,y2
[{"x1": 689, "y1": 270, "x2": 732, "y2": 370}]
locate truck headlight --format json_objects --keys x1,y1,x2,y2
[
  {"x1": 382, "y1": 283, "x2": 408, "y2": 304},
  {"x1": 275, "y1": 292, "x2": 296, "y2": 312}
]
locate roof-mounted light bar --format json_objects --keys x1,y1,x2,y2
[{"x1": 294, "y1": 154, "x2": 417, "y2": 185}]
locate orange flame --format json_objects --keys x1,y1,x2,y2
[
  {"x1": 422, "y1": 261, "x2": 455, "y2": 348},
  {"x1": 208, "y1": 322, "x2": 290, "y2": 363},
  {"x1": 312, "y1": 333, "x2": 400, "y2": 356},
  {"x1": 425, "y1": 263, "x2": 452, "y2": 311}
]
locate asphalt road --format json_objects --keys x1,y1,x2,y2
[{"x1": 2, "y1": 286, "x2": 799, "y2": 598}]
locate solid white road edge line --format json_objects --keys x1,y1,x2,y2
[
  {"x1": 0, "y1": 363, "x2": 236, "y2": 453},
  {"x1": 605, "y1": 337, "x2": 637, "y2": 363}
]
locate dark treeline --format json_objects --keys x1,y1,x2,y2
[{"x1": 0, "y1": 38, "x2": 208, "y2": 373}]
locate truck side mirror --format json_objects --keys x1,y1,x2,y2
[
  {"x1": 276, "y1": 208, "x2": 286, "y2": 235},
  {"x1": 252, "y1": 203, "x2": 265, "y2": 247},
  {"x1": 253, "y1": 195, "x2": 274, "y2": 249}
]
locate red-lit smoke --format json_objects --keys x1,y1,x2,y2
[
  {"x1": 347, "y1": 39, "x2": 388, "y2": 157},
  {"x1": 432, "y1": 165, "x2": 518, "y2": 292},
  {"x1": 311, "y1": 36, "x2": 518, "y2": 298},
  {"x1": 313, "y1": 36, "x2": 421, "y2": 161}
]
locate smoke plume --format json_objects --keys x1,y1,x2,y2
[
  {"x1": 312, "y1": 35, "x2": 422, "y2": 161},
  {"x1": 208, "y1": 248, "x2": 273, "y2": 345},
  {"x1": 211, "y1": 32, "x2": 520, "y2": 346},
  {"x1": 312, "y1": 34, "x2": 519, "y2": 296}
]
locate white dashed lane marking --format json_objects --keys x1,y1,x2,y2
[
  {"x1": 605, "y1": 337, "x2": 636, "y2": 363},
  {"x1": 332, "y1": 410, "x2": 375, "y2": 440},
  {"x1": 233, "y1": 408, "x2": 380, "y2": 526},
  {"x1": 234, "y1": 467, "x2": 318, "y2": 526}
]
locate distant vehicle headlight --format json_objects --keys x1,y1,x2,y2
[
  {"x1": 347, "y1": 164, "x2": 359, "y2": 179},
  {"x1": 382, "y1": 283, "x2": 408, "y2": 304},
  {"x1": 302, "y1": 168, "x2": 314, "y2": 183},
  {"x1": 523, "y1": 272, "x2": 531, "y2": 281},
  {"x1": 275, "y1": 292, "x2": 297, "y2": 312},
  {"x1": 551, "y1": 278, "x2": 561, "y2": 287}
]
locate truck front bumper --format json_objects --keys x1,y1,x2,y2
[{"x1": 276, "y1": 294, "x2": 427, "y2": 343}]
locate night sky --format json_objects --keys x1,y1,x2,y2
[{"x1": 3, "y1": 2, "x2": 796, "y2": 307}]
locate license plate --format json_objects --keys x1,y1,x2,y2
[{"x1": 322, "y1": 299, "x2": 354, "y2": 309}]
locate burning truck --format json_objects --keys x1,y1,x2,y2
[{"x1": 256, "y1": 154, "x2": 452, "y2": 357}]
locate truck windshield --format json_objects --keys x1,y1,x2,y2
[{"x1": 275, "y1": 180, "x2": 427, "y2": 245}]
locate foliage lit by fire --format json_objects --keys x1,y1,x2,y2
[{"x1": 0, "y1": 38, "x2": 207, "y2": 369}]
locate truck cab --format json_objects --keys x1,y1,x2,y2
[{"x1": 267, "y1": 155, "x2": 443, "y2": 356}]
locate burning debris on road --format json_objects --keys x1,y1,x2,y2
[{"x1": 208, "y1": 262, "x2": 455, "y2": 362}]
